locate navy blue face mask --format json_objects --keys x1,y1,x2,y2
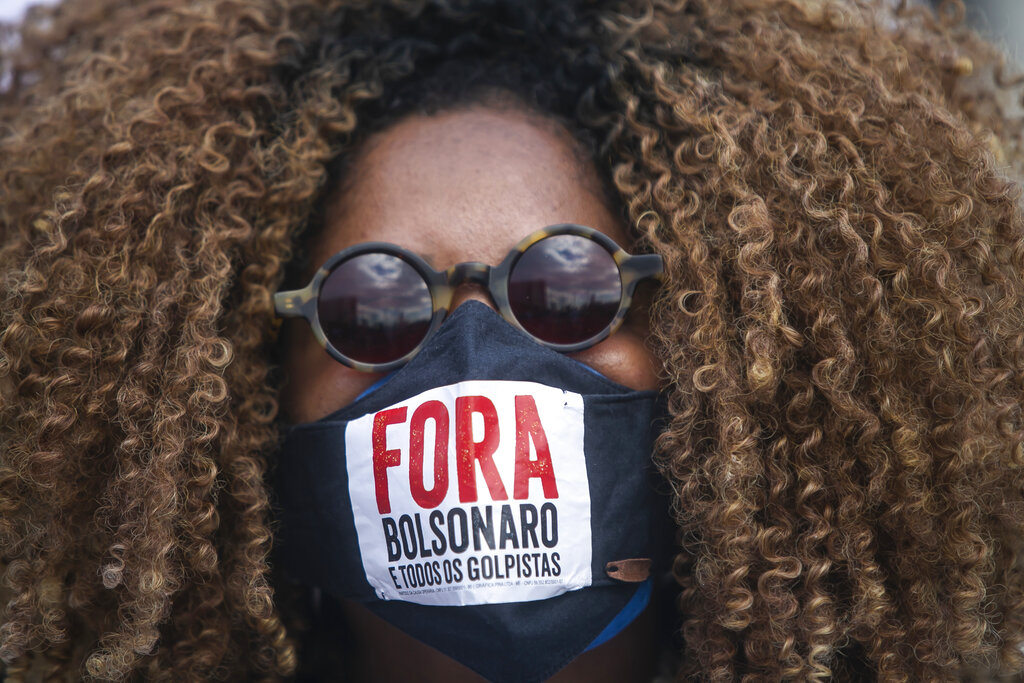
[{"x1": 275, "y1": 302, "x2": 668, "y2": 683}]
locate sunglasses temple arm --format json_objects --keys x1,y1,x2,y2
[
  {"x1": 273, "y1": 289, "x2": 309, "y2": 318},
  {"x1": 630, "y1": 254, "x2": 666, "y2": 282}
]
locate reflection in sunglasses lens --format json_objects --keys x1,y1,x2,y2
[
  {"x1": 318, "y1": 253, "x2": 433, "y2": 364},
  {"x1": 508, "y1": 235, "x2": 621, "y2": 345}
]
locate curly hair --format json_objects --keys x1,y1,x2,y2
[{"x1": 1, "y1": 0, "x2": 1023, "y2": 680}]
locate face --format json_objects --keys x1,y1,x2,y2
[
  {"x1": 278, "y1": 104, "x2": 664, "y2": 682},
  {"x1": 281, "y1": 105, "x2": 660, "y2": 424}
]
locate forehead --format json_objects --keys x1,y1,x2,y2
[{"x1": 310, "y1": 105, "x2": 629, "y2": 269}]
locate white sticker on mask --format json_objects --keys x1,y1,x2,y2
[{"x1": 345, "y1": 380, "x2": 593, "y2": 606}]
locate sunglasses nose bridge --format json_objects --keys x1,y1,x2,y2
[
  {"x1": 446, "y1": 261, "x2": 492, "y2": 287},
  {"x1": 443, "y1": 261, "x2": 502, "y2": 313}
]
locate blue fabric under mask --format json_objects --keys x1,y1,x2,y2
[{"x1": 275, "y1": 302, "x2": 668, "y2": 683}]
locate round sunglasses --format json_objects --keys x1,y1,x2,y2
[{"x1": 274, "y1": 223, "x2": 664, "y2": 372}]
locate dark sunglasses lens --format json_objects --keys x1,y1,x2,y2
[
  {"x1": 317, "y1": 253, "x2": 433, "y2": 365},
  {"x1": 508, "y1": 235, "x2": 622, "y2": 345}
]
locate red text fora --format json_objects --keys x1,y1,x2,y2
[{"x1": 372, "y1": 394, "x2": 560, "y2": 514}]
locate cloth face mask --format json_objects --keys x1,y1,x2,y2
[{"x1": 275, "y1": 302, "x2": 667, "y2": 683}]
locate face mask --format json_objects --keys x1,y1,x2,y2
[{"x1": 275, "y1": 302, "x2": 668, "y2": 683}]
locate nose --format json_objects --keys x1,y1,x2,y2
[{"x1": 448, "y1": 283, "x2": 497, "y2": 312}]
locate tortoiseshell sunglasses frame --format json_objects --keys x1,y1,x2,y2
[{"x1": 273, "y1": 223, "x2": 664, "y2": 372}]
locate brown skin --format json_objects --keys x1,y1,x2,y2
[{"x1": 281, "y1": 106, "x2": 661, "y2": 681}]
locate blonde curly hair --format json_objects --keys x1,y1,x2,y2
[{"x1": 1, "y1": 0, "x2": 1023, "y2": 680}]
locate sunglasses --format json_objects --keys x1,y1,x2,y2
[{"x1": 274, "y1": 223, "x2": 664, "y2": 372}]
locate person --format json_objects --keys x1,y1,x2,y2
[{"x1": 2, "y1": 0, "x2": 1023, "y2": 681}]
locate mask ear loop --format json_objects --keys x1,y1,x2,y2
[
  {"x1": 583, "y1": 578, "x2": 654, "y2": 651},
  {"x1": 351, "y1": 372, "x2": 398, "y2": 402}
]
